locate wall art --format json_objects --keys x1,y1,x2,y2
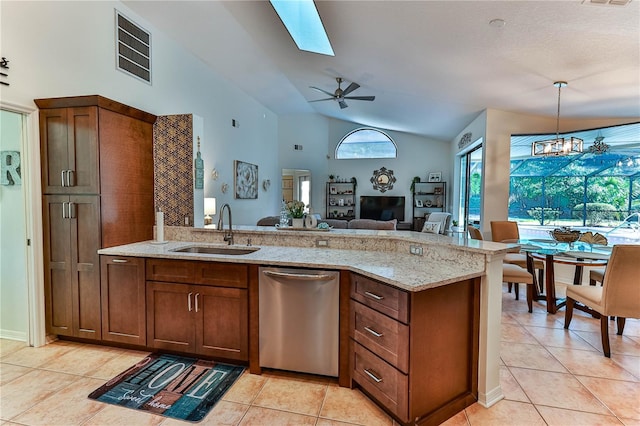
[{"x1": 234, "y1": 160, "x2": 258, "y2": 199}]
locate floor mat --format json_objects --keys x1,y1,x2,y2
[{"x1": 89, "y1": 353, "x2": 245, "y2": 422}]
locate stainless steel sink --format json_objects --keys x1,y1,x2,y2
[{"x1": 171, "y1": 246, "x2": 259, "y2": 255}]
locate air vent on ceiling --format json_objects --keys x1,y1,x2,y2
[
  {"x1": 582, "y1": 0, "x2": 632, "y2": 6},
  {"x1": 115, "y1": 10, "x2": 151, "y2": 84}
]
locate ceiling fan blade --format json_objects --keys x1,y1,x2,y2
[
  {"x1": 310, "y1": 86, "x2": 335, "y2": 97},
  {"x1": 338, "y1": 100, "x2": 348, "y2": 109},
  {"x1": 309, "y1": 98, "x2": 335, "y2": 102},
  {"x1": 342, "y1": 82, "x2": 360, "y2": 96},
  {"x1": 344, "y1": 96, "x2": 375, "y2": 101}
]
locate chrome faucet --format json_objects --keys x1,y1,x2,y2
[{"x1": 217, "y1": 203, "x2": 234, "y2": 245}]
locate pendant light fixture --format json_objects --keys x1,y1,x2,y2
[{"x1": 531, "y1": 81, "x2": 584, "y2": 156}]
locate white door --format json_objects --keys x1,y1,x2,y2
[{"x1": 0, "y1": 109, "x2": 29, "y2": 341}]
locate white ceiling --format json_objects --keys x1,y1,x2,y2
[{"x1": 124, "y1": 0, "x2": 640, "y2": 141}]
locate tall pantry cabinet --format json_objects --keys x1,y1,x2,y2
[{"x1": 36, "y1": 96, "x2": 157, "y2": 340}]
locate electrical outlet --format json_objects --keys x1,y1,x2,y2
[
  {"x1": 410, "y1": 245, "x2": 423, "y2": 256},
  {"x1": 316, "y1": 239, "x2": 329, "y2": 247}
]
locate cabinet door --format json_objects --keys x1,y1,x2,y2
[
  {"x1": 39, "y1": 107, "x2": 99, "y2": 194},
  {"x1": 146, "y1": 281, "x2": 195, "y2": 352},
  {"x1": 195, "y1": 286, "x2": 248, "y2": 360},
  {"x1": 70, "y1": 195, "x2": 102, "y2": 339},
  {"x1": 101, "y1": 256, "x2": 146, "y2": 345},
  {"x1": 43, "y1": 195, "x2": 73, "y2": 336}
]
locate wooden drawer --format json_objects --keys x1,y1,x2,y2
[
  {"x1": 350, "y1": 273, "x2": 409, "y2": 323},
  {"x1": 351, "y1": 301, "x2": 409, "y2": 373},
  {"x1": 196, "y1": 262, "x2": 248, "y2": 288},
  {"x1": 146, "y1": 259, "x2": 195, "y2": 283},
  {"x1": 146, "y1": 259, "x2": 248, "y2": 289},
  {"x1": 352, "y1": 342, "x2": 408, "y2": 423}
]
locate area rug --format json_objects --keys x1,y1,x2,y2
[{"x1": 89, "y1": 353, "x2": 245, "y2": 422}]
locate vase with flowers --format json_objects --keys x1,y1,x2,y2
[{"x1": 286, "y1": 200, "x2": 306, "y2": 228}]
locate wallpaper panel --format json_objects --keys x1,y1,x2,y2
[{"x1": 154, "y1": 114, "x2": 194, "y2": 226}]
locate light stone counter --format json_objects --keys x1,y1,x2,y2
[
  {"x1": 99, "y1": 225, "x2": 514, "y2": 292},
  {"x1": 98, "y1": 225, "x2": 512, "y2": 409}
]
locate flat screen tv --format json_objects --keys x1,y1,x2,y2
[{"x1": 359, "y1": 196, "x2": 405, "y2": 222}]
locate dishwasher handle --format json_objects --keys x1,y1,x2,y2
[{"x1": 262, "y1": 270, "x2": 335, "y2": 282}]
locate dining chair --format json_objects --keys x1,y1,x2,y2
[
  {"x1": 490, "y1": 220, "x2": 520, "y2": 243},
  {"x1": 564, "y1": 245, "x2": 640, "y2": 357},
  {"x1": 590, "y1": 268, "x2": 605, "y2": 286},
  {"x1": 467, "y1": 225, "x2": 538, "y2": 304},
  {"x1": 467, "y1": 225, "x2": 483, "y2": 240},
  {"x1": 488, "y1": 221, "x2": 545, "y2": 292}
]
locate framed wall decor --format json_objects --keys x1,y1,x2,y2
[
  {"x1": 428, "y1": 172, "x2": 442, "y2": 183},
  {"x1": 234, "y1": 160, "x2": 258, "y2": 199},
  {"x1": 415, "y1": 199, "x2": 423, "y2": 207}
]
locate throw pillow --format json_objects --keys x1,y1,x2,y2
[{"x1": 422, "y1": 221, "x2": 441, "y2": 234}]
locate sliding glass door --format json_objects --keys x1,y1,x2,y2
[{"x1": 459, "y1": 144, "x2": 483, "y2": 229}]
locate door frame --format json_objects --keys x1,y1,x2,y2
[{"x1": 1, "y1": 100, "x2": 46, "y2": 347}]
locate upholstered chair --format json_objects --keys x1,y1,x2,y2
[
  {"x1": 490, "y1": 220, "x2": 521, "y2": 243},
  {"x1": 590, "y1": 268, "x2": 605, "y2": 286},
  {"x1": 347, "y1": 219, "x2": 397, "y2": 230},
  {"x1": 490, "y1": 220, "x2": 544, "y2": 291},
  {"x1": 564, "y1": 245, "x2": 640, "y2": 357},
  {"x1": 468, "y1": 225, "x2": 537, "y2": 306},
  {"x1": 467, "y1": 225, "x2": 483, "y2": 240}
]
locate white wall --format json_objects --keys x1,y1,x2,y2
[
  {"x1": 0, "y1": 110, "x2": 28, "y2": 340},
  {"x1": 278, "y1": 114, "x2": 452, "y2": 221},
  {"x1": 278, "y1": 114, "x2": 330, "y2": 216},
  {"x1": 328, "y1": 119, "x2": 451, "y2": 222},
  {"x1": 1, "y1": 1, "x2": 280, "y2": 226}
]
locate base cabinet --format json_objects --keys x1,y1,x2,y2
[
  {"x1": 100, "y1": 256, "x2": 146, "y2": 345},
  {"x1": 43, "y1": 195, "x2": 101, "y2": 340},
  {"x1": 145, "y1": 259, "x2": 249, "y2": 361},
  {"x1": 350, "y1": 273, "x2": 480, "y2": 426}
]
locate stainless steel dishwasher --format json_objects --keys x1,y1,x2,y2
[{"x1": 259, "y1": 267, "x2": 340, "y2": 377}]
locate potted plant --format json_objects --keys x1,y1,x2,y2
[
  {"x1": 286, "y1": 200, "x2": 306, "y2": 228},
  {"x1": 410, "y1": 176, "x2": 421, "y2": 193},
  {"x1": 329, "y1": 174, "x2": 335, "y2": 182}
]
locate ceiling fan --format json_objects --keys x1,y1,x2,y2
[{"x1": 309, "y1": 77, "x2": 375, "y2": 109}]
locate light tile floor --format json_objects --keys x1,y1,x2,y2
[{"x1": 1, "y1": 284, "x2": 638, "y2": 425}]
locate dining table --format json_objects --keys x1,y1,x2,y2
[{"x1": 514, "y1": 239, "x2": 611, "y2": 314}]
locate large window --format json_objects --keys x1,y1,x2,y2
[
  {"x1": 335, "y1": 128, "x2": 397, "y2": 159},
  {"x1": 508, "y1": 123, "x2": 640, "y2": 241}
]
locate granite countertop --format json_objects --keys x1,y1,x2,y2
[{"x1": 99, "y1": 239, "x2": 492, "y2": 292}]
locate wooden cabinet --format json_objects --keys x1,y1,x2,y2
[
  {"x1": 37, "y1": 95, "x2": 156, "y2": 341},
  {"x1": 43, "y1": 195, "x2": 101, "y2": 339},
  {"x1": 350, "y1": 272, "x2": 480, "y2": 426},
  {"x1": 326, "y1": 181, "x2": 356, "y2": 220},
  {"x1": 100, "y1": 256, "x2": 146, "y2": 345},
  {"x1": 146, "y1": 259, "x2": 249, "y2": 361},
  {"x1": 412, "y1": 181, "x2": 446, "y2": 231},
  {"x1": 39, "y1": 107, "x2": 100, "y2": 194}
]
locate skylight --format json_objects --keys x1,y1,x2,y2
[{"x1": 270, "y1": 0, "x2": 335, "y2": 56}]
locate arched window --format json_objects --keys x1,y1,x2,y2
[{"x1": 335, "y1": 128, "x2": 397, "y2": 159}]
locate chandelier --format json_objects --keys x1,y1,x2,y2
[
  {"x1": 531, "y1": 81, "x2": 584, "y2": 156},
  {"x1": 587, "y1": 133, "x2": 611, "y2": 155}
]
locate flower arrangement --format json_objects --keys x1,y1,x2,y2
[{"x1": 285, "y1": 200, "x2": 305, "y2": 218}]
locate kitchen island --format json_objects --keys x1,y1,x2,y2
[{"x1": 99, "y1": 226, "x2": 513, "y2": 425}]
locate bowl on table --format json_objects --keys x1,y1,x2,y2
[{"x1": 550, "y1": 228, "x2": 582, "y2": 244}]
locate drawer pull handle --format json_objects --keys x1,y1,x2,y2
[
  {"x1": 364, "y1": 326, "x2": 383, "y2": 338},
  {"x1": 364, "y1": 368, "x2": 383, "y2": 383},
  {"x1": 112, "y1": 259, "x2": 129, "y2": 263},
  {"x1": 364, "y1": 291, "x2": 384, "y2": 300}
]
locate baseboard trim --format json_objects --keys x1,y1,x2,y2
[
  {"x1": 0, "y1": 329, "x2": 27, "y2": 342},
  {"x1": 477, "y1": 386, "x2": 504, "y2": 408}
]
